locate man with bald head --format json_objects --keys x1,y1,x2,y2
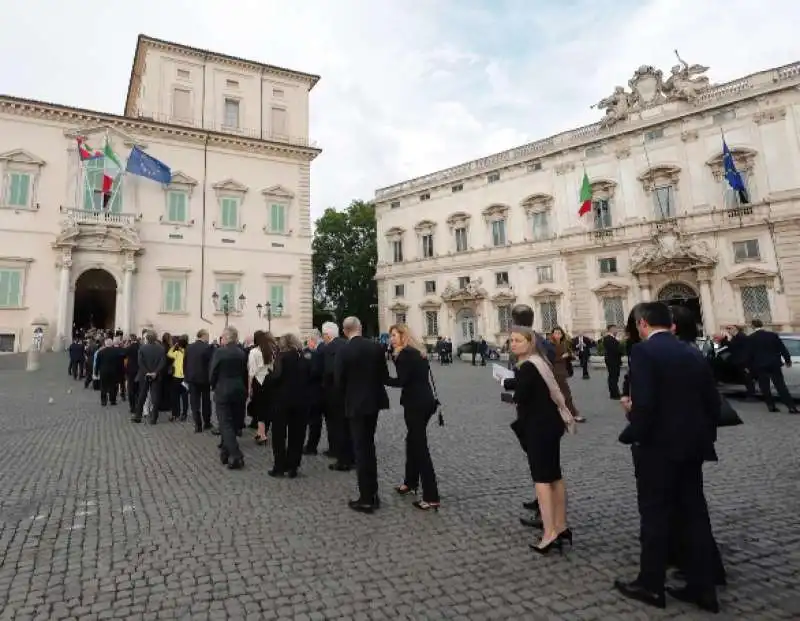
[{"x1": 335, "y1": 316, "x2": 390, "y2": 513}]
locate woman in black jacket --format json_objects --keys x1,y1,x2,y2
[{"x1": 386, "y1": 324, "x2": 440, "y2": 511}]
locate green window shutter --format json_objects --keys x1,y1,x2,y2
[
  {"x1": 270, "y1": 204, "x2": 286, "y2": 232},
  {"x1": 0, "y1": 271, "x2": 9, "y2": 306},
  {"x1": 0, "y1": 270, "x2": 21, "y2": 307},
  {"x1": 8, "y1": 173, "x2": 30, "y2": 206},
  {"x1": 218, "y1": 282, "x2": 236, "y2": 306},
  {"x1": 83, "y1": 160, "x2": 104, "y2": 211},
  {"x1": 221, "y1": 198, "x2": 237, "y2": 228},
  {"x1": 169, "y1": 192, "x2": 186, "y2": 222},
  {"x1": 108, "y1": 175, "x2": 123, "y2": 213},
  {"x1": 164, "y1": 280, "x2": 183, "y2": 312},
  {"x1": 269, "y1": 284, "x2": 284, "y2": 308}
]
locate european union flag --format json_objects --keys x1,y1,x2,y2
[
  {"x1": 722, "y1": 140, "x2": 749, "y2": 204},
  {"x1": 125, "y1": 146, "x2": 172, "y2": 184}
]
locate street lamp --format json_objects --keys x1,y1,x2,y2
[
  {"x1": 212, "y1": 291, "x2": 246, "y2": 327},
  {"x1": 256, "y1": 301, "x2": 283, "y2": 331}
]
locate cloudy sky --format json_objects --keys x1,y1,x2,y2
[{"x1": 0, "y1": 0, "x2": 796, "y2": 220}]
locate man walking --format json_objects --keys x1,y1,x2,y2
[
  {"x1": 133, "y1": 330, "x2": 166, "y2": 424},
  {"x1": 322, "y1": 322, "x2": 351, "y2": 469},
  {"x1": 602, "y1": 325, "x2": 623, "y2": 399},
  {"x1": 747, "y1": 319, "x2": 798, "y2": 413},
  {"x1": 185, "y1": 329, "x2": 215, "y2": 432},
  {"x1": 210, "y1": 326, "x2": 248, "y2": 469}
]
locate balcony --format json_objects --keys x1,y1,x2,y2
[{"x1": 61, "y1": 207, "x2": 137, "y2": 227}]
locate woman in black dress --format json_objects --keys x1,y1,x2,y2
[
  {"x1": 385, "y1": 324, "x2": 440, "y2": 511},
  {"x1": 501, "y1": 325, "x2": 574, "y2": 554},
  {"x1": 248, "y1": 330, "x2": 277, "y2": 445}
]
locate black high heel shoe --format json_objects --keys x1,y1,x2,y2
[
  {"x1": 530, "y1": 538, "x2": 564, "y2": 555},
  {"x1": 558, "y1": 528, "x2": 573, "y2": 545},
  {"x1": 395, "y1": 484, "x2": 417, "y2": 496}
]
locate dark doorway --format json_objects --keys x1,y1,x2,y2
[
  {"x1": 657, "y1": 282, "x2": 704, "y2": 336},
  {"x1": 73, "y1": 269, "x2": 117, "y2": 332}
]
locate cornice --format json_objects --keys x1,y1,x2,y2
[{"x1": 0, "y1": 96, "x2": 321, "y2": 162}]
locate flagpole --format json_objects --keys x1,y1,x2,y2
[{"x1": 641, "y1": 136, "x2": 667, "y2": 220}]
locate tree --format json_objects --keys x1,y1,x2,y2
[{"x1": 312, "y1": 200, "x2": 379, "y2": 335}]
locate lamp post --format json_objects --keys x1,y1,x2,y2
[
  {"x1": 212, "y1": 291, "x2": 246, "y2": 328},
  {"x1": 256, "y1": 301, "x2": 283, "y2": 331}
]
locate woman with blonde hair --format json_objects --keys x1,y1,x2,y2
[
  {"x1": 500, "y1": 323, "x2": 575, "y2": 554},
  {"x1": 385, "y1": 323, "x2": 441, "y2": 511}
]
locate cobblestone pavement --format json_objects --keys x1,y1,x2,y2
[{"x1": 0, "y1": 354, "x2": 798, "y2": 621}]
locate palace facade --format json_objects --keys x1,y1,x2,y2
[
  {"x1": 374, "y1": 58, "x2": 800, "y2": 347},
  {"x1": 0, "y1": 35, "x2": 320, "y2": 352}
]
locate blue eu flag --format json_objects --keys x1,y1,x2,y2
[
  {"x1": 722, "y1": 140, "x2": 749, "y2": 204},
  {"x1": 125, "y1": 146, "x2": 172, "y2": 184}
]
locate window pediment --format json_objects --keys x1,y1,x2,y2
[
  {"x1": 0, "y1": 149, "x2": 46, "y2": 167},
  {"x1": 169, "y1": 171, "x2": 198, "y2": 187},
  {"x1": 592, "y1": 281, "x2": 629, "y2": 297},
  {"x1": 531, "y1": 287, "x2": 563, "y2": 299},
  {"x1": 491, "y1": 291, "x2": 517, "y2": 304},
  {"x1": 725, "y1": 266, "x2": 777, "y2": 286},
  {"x1": 418, "y1": 298, "x2": 441, "y2": 309},
  {"x1": 212, "y1": 178, "x2": 248, "y2": 194},
  {"x1": 261, "y1": 184, "x2": 295, "y2": 199},
  {"x1": 521, "y1": 193, "x2": 554, "y2": 214},
  {"x1": 481, "y1": 203, "x2": 510, "y2": 221},
  {"x1": 389, "y1": 302, "x2": 409, "y2": 312},
  {"x1": 637, "y1": 165, "x2": 681, "y2": 192},
  {"x1": 446, "y1": 211, "x2": 471, "y2": 229},
  {"x1": 385, "y1": 226, "x2": 406, "y2": 240},
  {"x1": 706, "y1": 147, "x2": 757, "y2": 181},
  {"x1": 414, "y1": 219, "x2": 437, "y2": 233},
  {"x1": 590, "y1": 179, "x2": 617, "y2": 200}
]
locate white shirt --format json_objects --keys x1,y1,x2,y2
[{"x1": 247, "y1": 347, "x2": 272, "y2": 385}]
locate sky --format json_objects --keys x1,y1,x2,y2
[{"x1": 0, "y1": 0, "x2": 797, "y2": 220}]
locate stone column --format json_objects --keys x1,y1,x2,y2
[
  {"x1": 55, "y1": 251, "x2": 72, "y2": 351},
  {"x1": 120, "y1": 253, "x2": 136, "y2": 335},
  {"x1": 636, "y1": 273, "x2": 652, "y2": 302},
  {"x1": 697, "y1": 268, "x2": 716, "y2": 336}
]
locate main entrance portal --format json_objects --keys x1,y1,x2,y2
[
  {"x1": 73, "y1": 269, "x2": 117, "y2": 332},
  {"x1": 455, "y1": 308, "x2": 476, "y2": 346},
  {"x1": 657, "y1": 282, "x2": 703, "y2": 335}
]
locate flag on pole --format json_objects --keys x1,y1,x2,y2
[
  {"x1": 125, "y1": 146, "x2": 171, "y2": 184},
  {"x1": 101, "y1": 138, "x2": 121, "y2": 208},
  {"x1": 722, "y1": 140, "x2": 749, "y2": 204},
  {"x1": 76, "y1": 137, "x2": 102, "y2": 161},
  {"x1": 578, "y1": 170, "x2": 592, "y2": 216}
]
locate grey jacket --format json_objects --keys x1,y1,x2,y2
[{"x1": 137, "y1": 342, "x2": 166, "y2": 381}]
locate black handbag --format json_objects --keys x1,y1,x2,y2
[{"x1": 428, "y1": 368, "x2": 444, "y2": 427}]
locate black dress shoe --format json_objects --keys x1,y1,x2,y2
[
  {"x1": 520, "y1": 516, "x2": 543, "y2": 529},
  {"x1": 220, "y1": 453, "x2": 229, "y2": 465},
  {"x1": 348, "y1": 499, "x2": 376, "y2": 514},
  {"x1": 131, "y1": 417, "x2": 142, "y2": 423},
  {"x1": 268, "y1": 469, "x2": 285, "y2": 477},
  {"x1": 287, "y1": 470, "x2": 298, "y2": 478},
  {"x1": 523, "y1": 500, "x2": 539, "y2": 511},
  {"x1": 329, "y1": 463, "x2": 352, "y2": 472},
  {"x1": 613, "y1": 579, "x2": 665, "y2": 609},
  {"x1": 666, "y1": 585, "x2": 719, "y2": 613},
  {"x1": 227, "y1": 459, "x2": 244, "y2": 470},
  {"x1": 670, "y1": 568, "x2": 727, "y2": 587},
  {"x1": 769, "y1": 406, "x2": 780, "y2": 412}
]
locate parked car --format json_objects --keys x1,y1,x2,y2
[
  {"x1": 710, "y1": 333, "x2": 800, "y2": 396},
  {"x1": 456, "y1": 341, "x2": 501, "y2": 360}
]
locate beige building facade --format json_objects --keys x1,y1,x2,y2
[
  {"x1": 0, "y1": 35, "x2": 321, "y2": 352},
  {"x1": 374, "y1": 58, "x2": 800, "y2": 347}
]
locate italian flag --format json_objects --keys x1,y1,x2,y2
[
  {"x1": 101, "y1": 139, "x2": 122, "y2": 207},
  {"x1": 76, "y1": 137, "x2": 102, "y2": 160},
  {"x1": 578, "y1": 170, "x2": 592, "y2": 216}
]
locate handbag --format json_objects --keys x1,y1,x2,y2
[{"x1": 427, "y1": 367, "x2": 445, "y2": 427}]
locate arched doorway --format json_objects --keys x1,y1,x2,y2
[
  {"x1": 73, "y1": 269, "x2": 117, "y2": 332},
  {"x1": 455, "y1": 308, "x2": 476, "y2": 346},
  {"x1": 657, "y1": 281, "x2": 703, "y2": 335}
]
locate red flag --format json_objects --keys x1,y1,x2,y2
[{"x1": 76, "y1": 137, "x2": 102, "y2": 161}]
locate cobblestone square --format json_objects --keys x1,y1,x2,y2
[{"x1": 0, "y1": 354, "x2": 798, "y2": 620}]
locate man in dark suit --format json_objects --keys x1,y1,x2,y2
[
  {"x1": 572, "y1": 333, "x2": 594, "y2": 379},
  {"x1": 335, "y1": 316, "x2": 390, "y2": 513},
  {"x1": 185, "y1": 329, "x2": 215, "y2": 432},
  {"x1": 602, "y1": 325, "x2": 623, "y2": 399},
  {"x1": 95, "y1": 338, "x2": 123, "y2": 406},
  {"x1": 210, "y1": 326, "x2": 248, "y2": 469},
  {"x1": 124, "y1": 335, "x2": 140, "y2": 414},
  {"x1": 322, "y1": 322, "x2": 351, "y2": 469},
  {"x1": 303, "y1": 330, "x2": 327, "y2": 455},
  {"x1": 133, "y1": 330, "x2": 166, "y2": 424},
  {"x1": 747, "y1": 319, "x2": 797, "y2": 413},
  {"x1": 615, "y1": 302, "x2": 721, "y2": 613},
  {"x1": 723, "y1": 325, "x2": 756, "y2": 398},
  {"x1": 68, "y1": 338, "x2": 85, "y2": 380}
]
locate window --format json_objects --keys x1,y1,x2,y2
[
  {"x1": 420, "y1": 192, "x2": 430, "y2": 201},
  {"x1": 271, "y1": 107, "x2": 287, "y2": 136},
  {"x1": 216, "y1": 281, "x2": 238, "y2": 307},
  {"x1": 644, "y1": 128, "x2": 664, "y2": 142},
  {"x1": 395, "y1": 312, "x2": 407, "y2": 325},
  {"x1": 451, "y1": 183, "x2": 463, "y2": 193},
  {"x1": 390, "y1": 201, "x2": 400, "y2": 209},
  {"x1": 425, "y1": 310, "x2": 439, "y2": 337},
  {"x1": 272, "y1": 88, "x2": 284, "y2": 98},
  {"x1": 269, "y1": 284, "x2": 285, "y2": 310},
  {"x1": 536, "y1": 265, "x2": 553, "y2": 284},
  {"x1": 392, "y1": 240, "x2": 404, "y2": 263},
  {"x1": 593, "y1": 199, "x2": 612, "y2": 229},
  {"x1": 455, "y1": 227, "x2": 468, "y2": 252},
  {"x1": 599, "y1": 258, "x2": 617, "y2": 275},
  {"x1": 495, "y1": 271, "x2": 509, "y2": 286},
  {"x1": 487, "y1": 172, "x2": 500, "y2": 183},
  {"x1": 458, "y1": 276, "x2": 470, "y2": 289},
  {"x1": 733, "y1": 239, "x2": 760, "y2": 262},
  {"x1": 394, "y1": 284, "x2": 405, "y2": 297},
  {"x1": 83, "y1": 158, "x2": 122, "y2": 213},
  {"x1": 269, "y1": 203, "x2": 287, "y2": 233},
  {"x1": 226, "y1": 79, "x2": 239, "y2": 88},
  {"x1": 497, "y1": 305, "x2": 512, "y2": 332},
  {"x1": 531, "y1": 211, "x2": 549, "y2": 240},
  {"x1": 0, "y1": 333, "x2": 14, "y2": 352},
  {"x1": 177, "y1": 69, "x2": 190, "y2": 80},
  {"x1": 224, "y1": 99, "x2": 240, "y2": 128},
  {"x1": 652, "y1": 185, "x2": 676, "y2": 219},
  {"x1": 219, "y1": 197, "x2": 239, "y2": 229},
  {"x1": 424, "y1": 280, "x2": 436, "y2": 294},
  {"x1": 421, "y1": 234, "x2": 434, "y2": 258},
  {"x1": 741, "y1": 285, "x2": 771, "y2": 323},
  {"x1": 166, "y1": 191, "x2": 188, "y2": 223},
  {"x1": 162, "y1": 279, "x2": 185, "y2": 313},
  {"x1": 602, "y1": 296, "x2": 625, "y2": 327},
  {"x1": 724, "y1": 171, "x2": 753, "y2": 209},
  {"x1": 0, "y1": 269, "x2": 22, "y2": 308},
  {"x1": 491, "y1": 220, "x2": 507, "y2": 246},
  {"x1": 173, "y1": 88, "x2": 191, "y2": 121},
  {"x1": 4, "y1": 172, "x2": 30, "y2": 207},
  {"x1": 528, "y1": 161, "x2": 542, "y2": 172},
  {"x1": 539, "y1": 301, "x2": 558, "y2": 333}
]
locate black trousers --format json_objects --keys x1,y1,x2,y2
[
  {"x1": 403, "y1": 408, "x2": 439, "y2": 503},
  {"x1": 633, "y1": 448, "x2": 716, "y2": 593},
  {"x1": 607, "y1": 363, "x2": 621, "y2": 398},
  {"x1": 350, "y1": 413, "x2": 379, "y2": 502},
  {"x1": 326, "y1": 392, "x2": 354, "y2": 465},
  {"x1": 755, "y1": 367, "x2": 794, "y2": 410},
  {"x1": 216, "y1": 399, "x2": 244, "y2": 463},
  {"x1": 68, "y1": 359, "x2": 83, "y2": 379},
  {"x1": 135, "y1": 377, "x2": 160, "y2": 422},
  {"x1": 171, "y1": 377, "x2": 188, "y2": 419},
  {"x1": 126, "y1": 377, "x2": 139, "y2": 413},
  {"x1": 189, "y1": 383, "x2": 212, "y2": 430},
  {"x1": 272, "y1": 406, "x2": 309, "y2": 472},
  {"x1": 578, "y1": 353, "x2": 590, "y2": 378},
  {"x1": 305, "y1": 396, "x2": 325, "y2": 451},
  {"x1": 100, "y1": 375, "x2": 118, "y2": 405}
]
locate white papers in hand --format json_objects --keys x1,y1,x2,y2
[{"x1": 492, "y1": 363, "x2": 514, "y2": 383}]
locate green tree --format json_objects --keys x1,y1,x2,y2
[{"x1": 312, "y1": 200, "x2": 379, "y2": 335}]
